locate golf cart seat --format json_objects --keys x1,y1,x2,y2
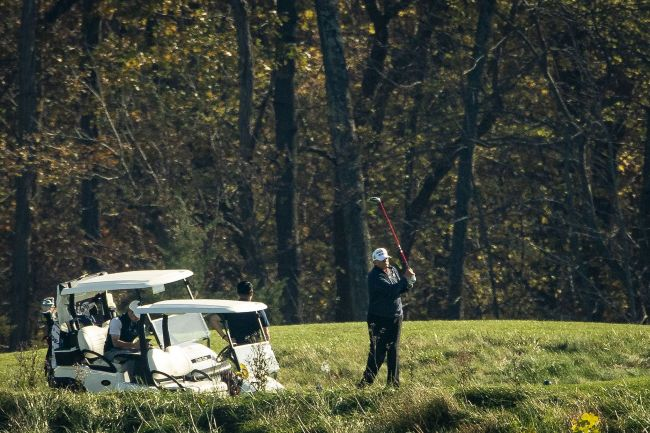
[
  {"x1": 147, "y1": 346, "x2": 220, "y2": 392},
  {"x1": 76, "y1": 325, "x2": 125, "y2": 373}
]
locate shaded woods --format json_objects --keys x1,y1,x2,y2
[{"x1": 1, "y1": 0, "x2": 649, "y2": 349}]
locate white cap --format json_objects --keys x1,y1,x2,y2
[
  {"x1": 128, "y1": 300, "x2": 141, "y2": 318},
  {"x1": 41, "y1": 297, "x2": 55, "y2": 313},
  {"x1": 372, "y1": 248, "x2": 391, "y2": 261}
]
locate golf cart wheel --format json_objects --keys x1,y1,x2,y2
[
  {"x1": 221, "y1": 371, "x2": 241, "y2": 396},
  {"x1": 50, "y1": 377, "x2": 84, "y2": 391}
]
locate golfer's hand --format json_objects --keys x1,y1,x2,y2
[{"x1": 405, "y1": 268, "x2": 416, "y2": 283}]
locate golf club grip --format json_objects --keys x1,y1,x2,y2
[{"x1": 397, "y1": 248, "x2": 410, "y2": 269}]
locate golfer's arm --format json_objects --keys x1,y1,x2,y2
[
  {"x1": 375, "y1": 274, "x2": 407, "y2": 297},
  {"x1": 211, "y1": 319, "x2": 227, "y2": 338},
  {"x1": 111, "y1": 334, "x2": 138, "y2": 349}
]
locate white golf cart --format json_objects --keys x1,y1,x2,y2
[
  {"x1": 136, "y1": 299, "x2": 283, "y2": 393},
  {"x1": 42, "y1": 270, "x2": 282, "y2": 394}
]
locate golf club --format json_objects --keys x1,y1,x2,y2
[{"x1": 369, "y1": 196, "x2": 416, "y2": 282}]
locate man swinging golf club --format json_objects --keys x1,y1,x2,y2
[{"x1": 358, "y1": 247, "x2": 415, "y2": 388}]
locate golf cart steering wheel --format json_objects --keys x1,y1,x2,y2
[{"x1": 216, "y1": 345, "x2": 235, "y2": 363}]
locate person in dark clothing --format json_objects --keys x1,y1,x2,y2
[
  {"x1": 208, "y1": 281, "x2": 270, "y2": 344},
  {"x1": 358, "y1": 247, "x2": 415, "y2": 388},
  {"x1": 104, "y1": 300, "x2": 142, "y2": 359},
  {"x1": 221, "y1": 309, "x2": 270, "y2": 344},
  {"x1": 103, "y1": 300, "x2": 143, "y2": 380}
]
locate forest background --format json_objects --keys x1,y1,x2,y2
[{"x1": 1, "y1": 0, "x2": 649, "y2": 351}]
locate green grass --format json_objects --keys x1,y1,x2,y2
[{"x1": 1, "y1": 320, "x2": 649, "y2": 432}]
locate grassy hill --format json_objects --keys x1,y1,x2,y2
[{"x1": 0, "y1": 320, "x2": 649, "y2": 432}]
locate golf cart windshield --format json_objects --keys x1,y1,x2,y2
[{"x1": 150, "y1": 313, "x2": 210, "y2": 346}]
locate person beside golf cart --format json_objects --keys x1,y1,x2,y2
[
  {"x1": 208, "y1": 281, "x2": 270, "y2": 344},
  {"x1": 358, "y1": 247, "x2": 415, "y2": 389},
  {"x1": 41, "y1": 297, "x2": 60, "y2": 373}
]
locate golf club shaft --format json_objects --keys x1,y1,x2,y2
[{"x1": 375, "y1": 199, "x2": 410, "y2": 269}]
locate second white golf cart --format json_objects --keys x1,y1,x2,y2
[
  {"x1": 44, "y1": 269, "x2": 282, "y2": 394},
  {"x1": 137, "y1": 299, "x2": 283, "y2": 393}
]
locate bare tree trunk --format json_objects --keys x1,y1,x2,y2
[
  {"x1": 80, "y1": 0, "x2": 101, "y2": 273},
  {"x1": 10, "y1": 0, "x2": 38, "y2": 350},
  {"x1": 532, "y1": 14, "x2": 638, "y2": 321},
  {"x1": 574, "y1": 137, "x2": 637, "y2": 319},
  {"x1": 473, "y1": 183, "x2": 499, "y2": 318},
  {"x1": 230, "y1": 0, "x2": 267, "y2": 287},
  {"x1": 353, "y1": 0, "x2": 410, "y2": 127},
  {"x1": 639, "y1": 107, "x2": 650, "y2": 321},
  {"x1": 595, "y1": 116, "x2": 639, "y2": 321},
  {"x1": 401, "y1": 0, "x2": 508, "y2": 260},
  {"x1": 333, "y1": 207, "x2": 352, "y2": 321},
  {"x1": 353, "y1": 0, "x2": 389, "y2": 126},
  {"x1": 274, "y1": 0, "x2": 301, "y2": 323},
  {"x1": 399, "y1": 0, "x2": 445, "y2": 255},
  {"x1": 231, "y1": 0, "x2": 253, "y2": 163},
  {"x1": 560, "y1": 136, "x2": 587, "y2": 318},
  {"x1": 447, "y1": 0, "x2": 496, "y2": 319},
  {"x1": 315, "y1": 0, "x2": 369, "y2": 321},
  {"x1": 402, "y1": 146, "x2": 457, "y2": 256}
]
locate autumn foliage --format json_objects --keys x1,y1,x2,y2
[{"x1": 1, "y1": 0, "x2": 649, "y2": 347}]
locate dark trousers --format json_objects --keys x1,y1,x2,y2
[{"x1": 361, "y1": 314, "x2": 402, "y2": 386}]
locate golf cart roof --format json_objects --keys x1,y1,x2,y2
[
  {"x1": 136, "y1": 299, "x2": 268, "y2": 315},
  {"x1": 60, "y1": 270, "x2": 193, "y2": 295}
]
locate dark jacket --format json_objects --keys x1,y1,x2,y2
[
  {"x1": 223, "y1": 310, "x2": 269, "y2": 344},
  {"x1": 104, "y1": 313, "x2": 138, "y2": 352},
  {"x1": 367, "y1": 265, "x2": 411, "y2": 318}
]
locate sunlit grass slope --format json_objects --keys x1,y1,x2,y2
[
  {"x1": 0, "y1": 320, "x2": 648, "y2": 432},
  {"x1": 273, "y1": 320, "x2": 650, "y2": 389}
]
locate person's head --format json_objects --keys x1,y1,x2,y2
[
  {"x1": 41, "y1": 297, "x2": 56, "y2": 319},
  {"x1": 236, "y1": 280, "x2": 254, "y2": 301},
  {"x1": 41, "y1": 297, "x2": 55, "y2": 314},
  {"x1": 127, "y1": 300, "x2": 141, "y2": 322},
  {"x1": 371, "y1": 247, "x2": 391, "y2": 270}
]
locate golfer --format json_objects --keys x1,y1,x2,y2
[{"x1": 358, "y1": 247, "x2": 415, "y2": 388}]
